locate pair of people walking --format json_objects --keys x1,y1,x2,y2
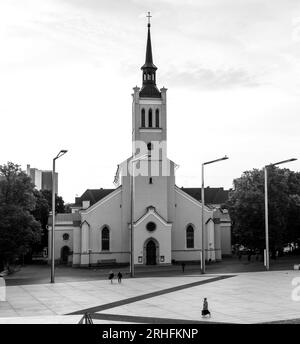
[{"x1": 108, "y1": 271, "x2": 122, "y2": 284}]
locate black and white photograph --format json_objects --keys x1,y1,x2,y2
[{"x1": 0, "y1": 0, "x2": 300, "y2": 332}]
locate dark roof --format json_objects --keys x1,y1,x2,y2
[
  {"x1": 181, "y1": 187, "x2": 229, "y2": 205},
  {"x1": 75, "y1": 188, "x2": 115, "y2": 206},
  {"x1": 139, "y1": 85, "x2": 161, "y2": 98}
]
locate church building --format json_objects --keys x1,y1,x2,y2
[{"x1": 48, "y1": 17, "x2": 231, "y2": 267}]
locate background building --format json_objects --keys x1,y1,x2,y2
[{"x1": 26, "y1": 164, "x2": 58, "y2": 193}]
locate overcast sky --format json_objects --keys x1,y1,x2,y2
[{"x1": 1, "y1": 0, "x2": 300, "y2": 202}]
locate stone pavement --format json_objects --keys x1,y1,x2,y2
[{"x1": 0, "y1": 271, "x2": 299, "y2": 324}]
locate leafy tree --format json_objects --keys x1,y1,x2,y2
[
  {"x1": 40, "y1": 189, "x2": 65, "y2": 213},
  {"x1": 29, "y1": 190, "x2": 66, "y2": 256},
  {"x1": 0, "y1": 205, "x2": 41, "y2": 267},
  {"x1": 0, "y1": 162, "x2": 36, "y2": 210},
  {"x1": 31, "y1": 189, "x2": 50, "y2": 250},
  {"x1": 0, "y1": 162, "x2": 42, "y2": 269},
  {"x1": 227, "y1": 167, "x2": 300, "y2": 253}
]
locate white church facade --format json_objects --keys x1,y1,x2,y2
[{"x1": 48, "y1": 19, "x2": 231, "y2": 267}]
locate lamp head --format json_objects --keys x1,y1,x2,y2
[
  {"x1": 267, "y1": 158, "x2": 298, "y2": 168},
  {"x1": 203, "y1": 155, "x2": 229, "y2": 165},
  {"x1": 55, "y1": 149, "x2": 68, "y2": 160}
]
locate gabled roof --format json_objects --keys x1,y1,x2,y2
[
  {"x1": 134, "y1": 206, "x2": 172, "y2": 227},
  {"x1": 75, "y1": 188, "x2": 115, "y2": 206},
  {"x1": 181, "y1": 187, "x2": 229, "y2": 205}
]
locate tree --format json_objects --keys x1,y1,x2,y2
[
  {"x1": 226, "y1": 167, "x2": 300, "y2": 252},
  {"x1": 0, "y1": 162, "x2": 42, "y2": 269},
  {"x1": 0, "y1": 205, "x2": 41, "y2": 267},
  {"x1": 40, "y1": 189, "x2": 65, "y2": 213},
  {"x1": 0, "y1": 162, "x2": 36, "y2": 210},
  {"x1": 30, "y1": 190, "x2": 66, "y2": 256},
  {"x1": 31, "y1": 189, "x2": 50, "y2": 251}
]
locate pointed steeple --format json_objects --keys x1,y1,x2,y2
[
  {"x1": 142, "y1": 18, "x2": 156, "y2": 69},
  {"x1": 139, "y1": 12, "x2": 161, "y2": 98}
]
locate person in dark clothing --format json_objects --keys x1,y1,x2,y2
[
  {"x1": 108, "y1": 271, "x2": 114, "y2": 284},
  {"x1": 117, "y1": 272, "x2": 122, "y2": 283},
  {"x1": 201, "y1": 298, "x2": 211, "y2": 318},
  {"x1": 181, "y1": 262, "x2": 185, "y2": 273}
]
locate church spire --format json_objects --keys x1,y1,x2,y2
[
  {"x1": 144, "y1": 12, "x2": 155, "y2": 68},
  {"x1": 139, "y1": 12, "x2": 161, "y2": 98}
]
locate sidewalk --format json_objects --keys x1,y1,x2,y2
[{"x1": 4, "y1": 255, "x2": 300, "y2": 286}]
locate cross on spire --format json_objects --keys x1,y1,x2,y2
[{"x1": 147, "y1": 11, "x2": 152, "y2": 27}]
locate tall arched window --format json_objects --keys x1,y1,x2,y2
[
  {"x1": 186, "y1": 225, "x2": 194, "y2": 248},
  {"x1": 102, "y1": 226, "x2": 110, "y2": 251},
  {"x1": 141, "y1": 108, "x2": 145, "y2": 127},
  {"x1": 148, "y1": 109, "x2": 153, "y2": 127},
  {"x1": 155, "y1": 109, "x2": 159, "y2": 128}
]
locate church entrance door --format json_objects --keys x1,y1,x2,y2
[
  {"x1": 146, "y1": 240, "x2": 156, "y2": 265},
  {"x1": 61, "y1": 246, "x2": 70, "y2": 264}
]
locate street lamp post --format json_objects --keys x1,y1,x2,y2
[
  {"x1": 264, "y1": 158, "x2": 297, "y2": 271},
  {"x1": 201, "y1": 156, "x2": 228, "y2": 274},
  {"x1": 51, "y1": 150, "x2": 68, "y2": 284},
  {"x1": 130, "y1": 153, "x2": 149, "y2": 278}
]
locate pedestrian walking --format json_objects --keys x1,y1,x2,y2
[
  {"x1": 108, "y1": 270, "x2": 114, "y2": 284},
  {"x1": 181, "y1": 262, "x2": 185, "y2": 273},
  {"x1": 201, "y1": 297, "x2": 211, "y2": 318},
  {"x1": 117, "y1": 271, "x2": 122, "y2": 283}
]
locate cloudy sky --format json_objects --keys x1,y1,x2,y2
[{"x1": 1, "y1": 0, "x2": 300, "y2": 202}]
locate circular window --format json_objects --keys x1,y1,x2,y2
[
  {"x1": 146, "y1": 222, "x2": 156, "y2": 232},
  {"x1": 63, "y1": 233, "x2": 70, "y2": 241}
]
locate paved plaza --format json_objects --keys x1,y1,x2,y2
[{"x1": 0, "y1": 270, "x2": 300, "y2": 324}]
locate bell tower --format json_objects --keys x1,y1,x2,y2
[
  {"x1": 127, "y1": 13, "x2": 174, "y2": 267},
  {"x1": 132, "y1": 12, "x2": 167, "y2": 156}
]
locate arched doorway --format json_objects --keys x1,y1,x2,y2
[
  {"x1": 146, "y1": 240, "x2": 157, "y2": 265},
  {"x1": 61, "y1": 246, "x2": 70, "y2": 264}
]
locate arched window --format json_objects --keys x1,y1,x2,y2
[
  {"x1": 155, "y1": 109, "x2": 159, "y2": 128},
  {"x1": 148, "y1": 109, "x2": 152, "y2": 127},
  {"x1": 186, "y1": 225, "x2": 194, "y2": 248},
  {"x1": 102, "y1": 226, "x2": 110, "y2": 251},
  {"x1": 141, "y1": 108, "x2": 145, "y2": 127}
]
